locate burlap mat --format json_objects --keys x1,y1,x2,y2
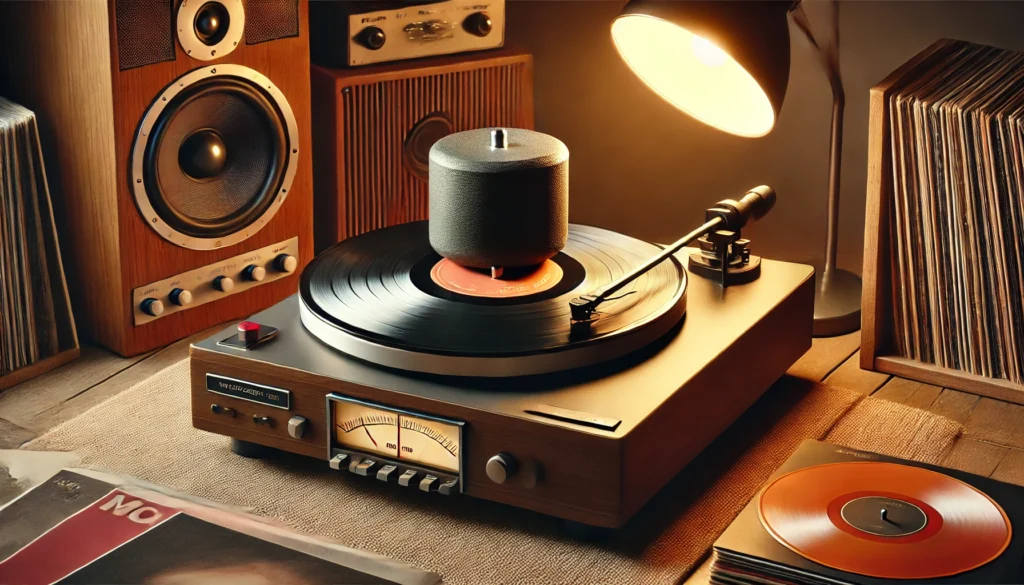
[{"x1": 28, "y1": 360, "x2": 962, "y2": 584}]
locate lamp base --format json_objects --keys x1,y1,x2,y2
[{"x1": 813, "y1": 268, "x2": 862, "y2": 337}]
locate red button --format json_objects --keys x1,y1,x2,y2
[{"x1": 238, "y1": 321, "x2": 260, "y2": 343}]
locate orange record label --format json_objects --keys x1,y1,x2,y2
[
  {"x1": 430, "y1": 258, "x2": 563, "y2": 298},
  {"x1": 757, "y1": 461, "x2": 1011, "y2": 580}
]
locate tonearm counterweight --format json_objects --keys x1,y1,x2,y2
[{"x1": 569, "y1": 185, "x2": 776, "y2": 322}]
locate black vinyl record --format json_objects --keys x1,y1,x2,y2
[{"x1": 299, "y1": 222, "x2": 687, "y2": 377}]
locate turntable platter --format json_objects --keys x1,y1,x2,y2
[{"x1": 299, "y1": 221, "x2": 687, "y2": 377}]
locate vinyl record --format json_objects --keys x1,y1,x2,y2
[
  {"x1": 299, "y1": 221, "x2": 687, "y2": 377},
  {"x1": 758, "y1": 461, "x2": 1012, "y2": 580}
]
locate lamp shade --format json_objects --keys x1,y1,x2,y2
[{"x1": 611, "y1": 0, "x2": 791, "y2": 137}]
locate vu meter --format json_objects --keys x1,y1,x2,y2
[{"x1": 330, "y1": 395, "x2": 461, "y2": 473}]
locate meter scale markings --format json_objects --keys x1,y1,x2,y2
[{"x1": 333, "y1": 400, "x2": 460, "y2": 473}]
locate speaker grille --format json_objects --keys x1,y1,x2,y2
[
  {"x1": 243, "y1": 0, "x2": 299, "y2": 45},
  {"x1": 115, "y1": 0, "x2": 175, "y2": 70},
  {"x1": 340, "y1": 60, "x2": 533, "y2": 242}
]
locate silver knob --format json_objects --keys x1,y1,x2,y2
[
  {"x1": 287, "y1": 415, "x2": 307, "y2": 439},
  {"x1": 486, "y1": 453, "x2": 517, "y2": 484},
  {"x1": 243, "y1": 264, "x2": 266, "y2": 282},
  {"x1": 140, "y1": 298, "x2": 164, "y2": 316}
]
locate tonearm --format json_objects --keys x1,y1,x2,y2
[{"x1": 569, "y1": 185, "x2": 777, "y2": 323}]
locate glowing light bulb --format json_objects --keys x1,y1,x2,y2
[{"x1": 692, "y1": 35, "x2": 727, "y2": 67}]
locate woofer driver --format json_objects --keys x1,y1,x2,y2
[{"x1": 131, "y1": 64, "x2": 299, "y2": 250}]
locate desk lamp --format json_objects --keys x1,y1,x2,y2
[{"x1": 611, "y1": 0, "x2": 860, "y2": 337}]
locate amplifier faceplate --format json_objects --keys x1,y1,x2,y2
[{"x1": 132, "y1": 238, "x2": 299, "y2": 325}]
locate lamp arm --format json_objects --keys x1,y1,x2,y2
[{"x1": 790, "y1": 0, "x2": 845, "y2": 288}]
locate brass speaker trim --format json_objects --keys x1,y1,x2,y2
[
  {"x1": 131, "y1": 64, "x2": 300, "y2": 251},
  {"x1": 177, "y1": 0, "x2": 245, "y2": 61}
]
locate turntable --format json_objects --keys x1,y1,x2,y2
[{"x1": 189, "y1": 128, "x2": 814, "y2": 528}]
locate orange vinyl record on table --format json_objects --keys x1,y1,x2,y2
[{"x1": 758, "y1": 461, "x2": 1012, "y2": 580}]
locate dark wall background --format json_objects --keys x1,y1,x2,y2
[{"x1": 506, "y1": 1, "x2": 1024, "y2": 274}]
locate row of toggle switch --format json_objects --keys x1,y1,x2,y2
[
  {"x1": 139, "y1": 252, "x2": 298, "y2": 318},
  {"x1": 330, "y1": 453, "x2": 460, "y2": 495}
]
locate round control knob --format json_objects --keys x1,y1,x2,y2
[
  {"x1": 243, "y1": 264, "x2": 266, "y2": 282},
  {"x1": 140, "y1": 298, "x2": 164, "y2": 317},
  {"x1": 168, "y1": 288, "x2": 193, "y2": 306},
  {"x1": 357, "y1": 26, "x2": 386, "y2": 50},
  {"x1": 485, "y1": 453, "x2": 517, "y2": 484},
  {"x1": 274, "y1": 253, "x2": 297, "y2": 274},
  {"x1": 213, "y1": 275, "x2": 234, "y2": 292},
  {"x1": 463, "y1": 12, "x2": 492, "y2": 37}
]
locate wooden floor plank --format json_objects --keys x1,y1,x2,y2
[
  {"x1": 0, "y1": 417, "x2": 36, "y2": 449},
  {"x1": 26, "y1": 324, "x2": 230, "y2": 434},
  {"x1": 927, "y1": 388, "x2": 980, "y2": 425},
  {"x1": 823, "y1": 350, "x2": 891, "y2": 395},
  {"x1": 786, "y1": 331, "x2": 861, "y2": 382},
  {"x1": 0, "y1": 345, "x2": 153, "y2": 430},
  {"x1": 941, "y1": 438, "x2": 1009, "y2": 477},
  {"x1": 964, "y1": 398, "x2": 1024, "y2": 450},
  {"x1": 990, "y1": 448, "x2": 1024, "y2": 485},
  {"x1": 872, "y1": 377, "x2": 936, "y2": 405}
]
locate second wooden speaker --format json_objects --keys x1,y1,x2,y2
[{"x1": 310, "y1": 50, "x2": 534, "y2": 253}]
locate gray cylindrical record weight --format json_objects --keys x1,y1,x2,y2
[{"x1": 428, "y1": 127, "x2": 569, "y2": 270}]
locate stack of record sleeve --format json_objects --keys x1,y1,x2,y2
[
  {"x1": 0, "y1": 96, "x2": 78, "y2": 387},
  {"x1": 888, "y1": 40, "x2": 1024, "y2": 385}
]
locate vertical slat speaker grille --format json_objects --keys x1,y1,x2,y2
[
  {"x1": 340, "y1": 59, "x2": 533, "y2": 241},
  {"x1": 243, "y1": 0, "x2": 299, "y2": 44},
  {"x1": 115, "y1": 0, "x2": 175, "y2": 70}
]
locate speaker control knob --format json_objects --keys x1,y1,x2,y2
[
  {"x1": 485, "y1": 453, "x2": 517, "y2": 484},
  {"x1": 243, "y1": 264, "x2": 266, "y2": 282},
  {"x1": 357, "y1": 26, "x2": 386, "y2": 50},
  {"x1": 463, "y1": 12, "x2": 492, "y2": 37},
  {"x1": 168, "y1": 288, "x2": 193, "y2": 306},
  {"x1": 213, "y1": 275, "x2": 234, "y2": 292},
  {"x1": 274, "y1": 254, "x2": 297, "y2": 274},
  {"x1": 140, "y1": 298, "x2": 164, "y2": 317}
]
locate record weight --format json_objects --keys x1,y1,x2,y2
[{"x1": 758, "y1": 461, "x2": 1012, "y2": 579}]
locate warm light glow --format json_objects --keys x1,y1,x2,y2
[{"x1": 611, "y1": 14, "x2": 776, "y2": 137}]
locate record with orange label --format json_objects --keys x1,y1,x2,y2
[{"x1": 758, "y1": 461, "x2": 1012, "y2": 580}]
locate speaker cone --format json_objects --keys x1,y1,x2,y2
[
  {"x1": 177, "y1": 0, "x2": 243, "y2": 60},
  {"x1": 132, "y1": 65, "x2": 299, "y2": 250}
]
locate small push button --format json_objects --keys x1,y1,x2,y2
[
  {"x1": 419, "y1": 474, "x2": 440, "y2": 492},
  {"x1": 376, "y1": 464, "x2": 398, "y2": 482},
  {"x1": 398, "y1": 470, "x2": 418, "y2": 487}
]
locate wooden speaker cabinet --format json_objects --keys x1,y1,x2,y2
[
  {"x1": 0, "y1": 0, "x2": 314, "y2": 356},
  {"x1": 310, "y1": 50, "x2": 534, "y2": 253}
]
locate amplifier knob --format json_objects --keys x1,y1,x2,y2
[
  {"x1": 213, "y1": 275, "x2": 235, "y2": 292},
  {"x1": 485, "y1": 453, "x2": 517, "y2": 484},
  {"x1": 287, "y1": 415, "x2": 307, "y2": 439},
  {"x1": 140, "y1": 298, "x2": 164, "y2": 317},
  {"x1": 463, "y1": 12, "x2": 492, "y2": 37},
  {"x1": 273, "y1": 253, "x2": 298, "y2": 274},
  {"x1": 243, "y1": 264, "x2": 266, "y2": 282},
  {"x1": 169, "y1": 288, "x2": 193, "y2": 306},
  {"x1": 357, "y1": 26, "x2": 386, "y2": 50}
]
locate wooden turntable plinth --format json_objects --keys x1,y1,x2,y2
[{"x1": 190, "y1": 255, "x2": 813, "y2": 528}]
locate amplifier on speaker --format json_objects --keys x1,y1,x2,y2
[{"x1": 310, "y1": 50, "x2": 534, "y2": 253}]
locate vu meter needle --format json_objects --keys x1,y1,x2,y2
[{"x1": 364, "y1": 426, "x2": 378, "y2": 447}]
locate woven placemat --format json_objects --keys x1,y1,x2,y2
[{"x1": 28, "y1": 360, "x2": 962, "y2": 584}]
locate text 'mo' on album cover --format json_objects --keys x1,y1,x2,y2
[
  {"x1": 712, "y1": 440, "x2": 1024, "y2": 585},
  {"x1": 0, "y1": 469, "x2": 415, "y2": 585}
]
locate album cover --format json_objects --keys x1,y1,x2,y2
[
  {"x1": 712, "y1": 440, "x2": 1024, "y2": 584},
  {"x1": 0, "y1": 469, "x2": 438, "y2": 585}
]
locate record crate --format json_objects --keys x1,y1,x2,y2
[{"x1": 861, "y1": 38, "x2": 1024, "y2": 404}]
